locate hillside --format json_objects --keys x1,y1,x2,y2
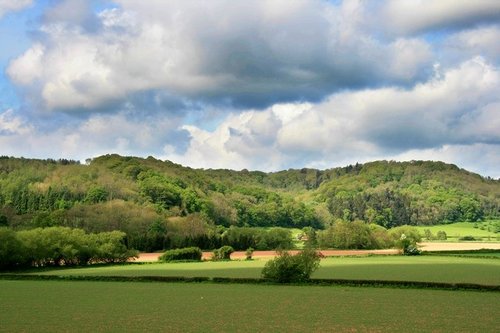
[{"x1": 0, "y1": 154, "x2": 498, "y2": 250}]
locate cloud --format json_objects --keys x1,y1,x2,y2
[
  {"x1": 0, "y1": 108, "x2": 190, "y2": 160},
  {"x1": 44, "y1": 0, "x2": 95, "y2": 26},
  {"x1": 381, "y1": 0, "x2": 500, "y2": 35},
  {"x1": 0, "y1": 0, "x2": 32, "y2": 18},
  {"x1": 164, "y1": 57, "x2": 500, "y2": 176},
  {"x1": 3, "y1": 1, "x2": 500, "y2": 179},
  {"x1": 0, "y1": 109, "x2": 33, "y2": 135},
  {"x1": 390, "y1": 144, "x2": 500, "y2": 179},
  {"x1": 7, "y1": 0, "x2": 434, "y2": 112},
  {"x1": 442, "y1": 25, "x2": 500, "y2": 65}
]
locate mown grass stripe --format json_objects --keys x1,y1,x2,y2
[{"x1": 1, "y1": 274, "x2": 498, "y2": 292}]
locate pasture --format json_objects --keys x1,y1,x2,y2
[
  {"x1": 0, "y1": 280, "x2": 499, "y2": 333},
  {"x1": 414, "y1": 221, "x2": 500, "y2": 241},
  {"x1": 32, "y1": 255, "x2": 500, "y2": 285}
]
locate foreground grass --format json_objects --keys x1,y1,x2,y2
[
  {"x1": 0, "y1": 280, "x2": 498, "y2": 333},
  {"x1": 30, "y1": 255, "x2": 500, "y2": 285}
]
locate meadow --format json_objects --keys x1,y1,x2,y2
[
  {"x1": 0, "y1": 280, "x2": 499, "y2": 333},
  {"x1": 414, "y1": 221, "x2": 500, "y2": 241},
  {"x1": 31, "y1": 255, "x2": 500, "y2": 285}
]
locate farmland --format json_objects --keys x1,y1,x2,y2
[
  {"x1": 29, "y1": 255, "x2": 500, "y2": 285},
  {"x1": 414, "y1": 221, "x2": 500, "y2": 241},
  {"x1": 2, "y1": 253, "x2": 499, "y2": 332},
  {"x1": 1, "y1": 280, "x2": 499, "y2": 333}
]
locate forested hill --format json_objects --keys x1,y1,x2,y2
[{"x1": 0, "y1": 154, "x2": 498, "y2": 248}]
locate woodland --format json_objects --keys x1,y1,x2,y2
[{"x1": 0, "y1": 154, "x2": 498, "y2": 252}]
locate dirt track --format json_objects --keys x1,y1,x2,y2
[
  {"x1": 418, "y1": 242, "x2": 500, "y2": 251},
  {"x1": 132, "y1": 242, "x2": 500, "y2": 262}
]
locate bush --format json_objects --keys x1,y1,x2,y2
[
  {"x1": 397, "y1": 233, "x2": 421, "y2": 256},
  {"x1": 459, "y1": 235, "x2": 476, "y2": 241},
  {"x1": 389, "y1": 225, "x2": 422, "y2": 244},
  {"x1": 245, "y1": 247, "x2": 254, "y2": 260},
  {"x1": 0, "y1": 227, "x2": 24, "y2": 269},
  {"x1": 436, "y1": 230, "x2": 447, "y2": 240},
  {"x1": 261, "y1": 249, "x2": 321, "y2": 283},
  {"x1": 159, "y1": 247, "x2": 202, "y2": 262},
  {"x1": 424, "y1": 229, "x2": 434, "y2": 240},
  {"x1": 317, "y1": 220, "x2": 392, "y2": 250},
  {"x1": 212, "y1": 245, "x2": 234, "y2": 261},
  {"x1": 1, "y1": 227, "x2": 139, "y2": 269}
]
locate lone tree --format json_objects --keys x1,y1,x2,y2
[{"x1": 261, "y1": 249, "x2": 321, "y2": 283}]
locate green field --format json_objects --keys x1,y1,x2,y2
[
  {"x1": 0, "y1": 280, "x2": 498, "y2": 333},
  {"x1": 414, "y1": 221, "x2": 500, "y2": 241},
  {"x1": 32, "y1": 255, "x2": 500, "y2": 285}
]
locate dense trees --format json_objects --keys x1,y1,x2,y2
[
  {"x1": 221, "y1": 227, "x2": 294, "y2": 250},
  {"x1": 0, "y1": 226, "x2": 138, "y2": 270},
  {"x1": 0, "y1": 155, "x2": 498, "y2": 252},
  {"x1": 317, "y1": 220, "x2": 392, "y2": 249}
]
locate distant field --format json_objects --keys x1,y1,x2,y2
[
  {"x1": 1, "y1": 280, "x2": 498, "y2": 333},
  {"x1": 414, "y1": 221, "x2": 500, "y2": 241},
  {"x1": 32, "y1": 255, "x2": 500, "y2": 285}
]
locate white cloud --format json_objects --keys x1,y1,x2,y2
[
  {"x1": 0, "y1": 109, "x2": 33, "y2": 135},
  {"x1": 443, "y1": 26, "x2": 500, "y2": 64},
  {"x1": 388, "y1": 38, "x2": 433, "y2": 80},
  {"x1": 389, "y1": 144, "x2": 500, "y2": 179},
  {"x1": 163, "y1": 58, "x2": 500, "y2": 176},
  {"x1": 382, "y1": 0, "x2": 500, "y2": 35},
  {"x1": 3, "y1": 0, "x2": 500, "y2": 179},
  {"x1": 44, "y1": 0, "x2": 93, "y2": 26},
  {"x1": 7, "y1": 0, "x2": 434, "y2": 111},
  {"x1": 0, "y1": 109, "x2": 189, "y2": 161},
  {"x1": 0, "y1": 0, "x2": 32, "y2": 18},
  {"x1": 7, "y1": 43, "x2": 44, "y2": 85}
]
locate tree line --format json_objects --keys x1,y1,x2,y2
[
  {"x1": 0, "y1": 227, "x2": 138, "y2": 270},
  {"x1": 0, "y1": 155, "x2": 498, "y2": 251}
]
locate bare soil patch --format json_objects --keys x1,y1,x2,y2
[
  {"x1": 133, "y1": 249, "x2": 398, "y2": 262},
  {"x1": 132, "y1": 242, "x2": 500, "y2": 262},
  {"x1": 418, "y1": 242, "x2": 500, "y2": 251}
]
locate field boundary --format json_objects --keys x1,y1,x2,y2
[{"x1": 1, "y1": 274, "x2": 498, "y2": 292}]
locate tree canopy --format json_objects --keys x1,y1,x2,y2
[{"x1": 0, "y1": 155, "x2": 498, "y2": 251}]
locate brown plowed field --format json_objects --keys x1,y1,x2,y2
[
  {"x1": 132, "y1": 242, "x2": 500, "y2": 262},
  {"x1": 419, "y1": 241, "x2": 500, "y2": 251}
]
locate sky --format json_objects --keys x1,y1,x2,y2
[{"x1": 0, "y1": 0, "x2": 499, "y2": 178}]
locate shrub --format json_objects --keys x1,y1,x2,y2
[
  {"x1": 0, "y1": 227, "x2": 24, "y2": 269},
  {"x1": 317, "y1": 220, "x2": 392, "y2": 250},
  {"x1": 397, "y1": 233, "x2": 421, "y2": 256},
  {"x1": 245, "y1": 247, "x2": 254, "y2": 260},
  {"x1": 1, "y1": 227, "x2": 139, "y2": 269},
  {"x1": 459, "y1": 235, "x2": 476, "y2": 241},
  {"x1": 436, "y1": 230, "x2": 447, "y2": 240},
  {"x1": 212, "y1": 245, "x2": 234, "y2": 261},
  {"x1": 159, "y1": 247, "x2": 202, "y2": 262},
  {"x1": 261, "y1": 249, "x2": 321, "y2": 283},
  {"x1": 389, "y1": 225, "x2": 422, "y2": 244},
  {"x1": 424, "y1": 229, "x2": 434, "y2": 240}
]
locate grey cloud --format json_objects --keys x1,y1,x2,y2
[
  {"x1": 168, "y1": 57, "x2": 500, "y2": 174},
  {"x1": 8, "y1": 0, "x2": 435, "y2": 112},
  {"x1": 441, "y1": 25, "x2": 500, "y2": 66},
  {"x1": 0, "y1": 108, "x2": 191, "y2": 161},
  {"x1": 43, "y1": 0, "x2": 102, "y2": 33},
  {"x1": 0, "y1": 0, "x2": 32, "y2": 19},
  {"x1": 381, "y1": 0, "x2": 500, "y2": 36}
]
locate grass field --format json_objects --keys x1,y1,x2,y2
[
  {"x1": 439, "y1": 252, "x2": 500, "y2": 258},
  {"x1": 0, "y1": 280, "x2": 499, "y2": 333},
  {"x1": 31, "y1": 255, "x2": 500, "y2": 285},
  {"x1": 414, "y1": 221, "x2": 500, "y2": 241}
]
